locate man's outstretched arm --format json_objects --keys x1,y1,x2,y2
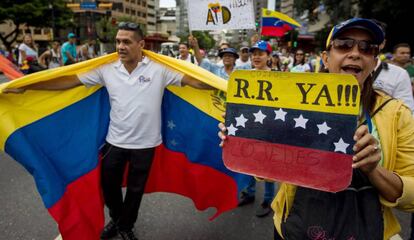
[
  {"x1": 181, "y1": 75, "x2": 215, "y2": 90},
  {"x1": 3, "y1": 75, "x2": 83, "y2": 94}
]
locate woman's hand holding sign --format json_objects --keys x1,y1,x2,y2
[{"x1": 352, "y1": 125, "x2": 381, "y2": 173}]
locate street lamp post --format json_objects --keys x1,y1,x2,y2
[{"x1": 49, "y1": 4, "x2": 55, "y2": 40}]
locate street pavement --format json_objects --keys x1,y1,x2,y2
[
  {"x1": 1, "y1": 150, "x2": 413, "y2": 240},
  {"x1": 0, "y1": 152, "x2": 273, "y2": 240},
  {"x1": 0, "y1": 73, "x2": 412, "y2": 239}
]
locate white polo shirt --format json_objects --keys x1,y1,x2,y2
[
  {"x1": 373, "y1": 61, "x2": 414, "y2": 113},
  {"x1": 79, "y1": 57, "x2": 184, "y2": 149}
]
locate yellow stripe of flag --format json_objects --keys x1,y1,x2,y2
[
  {"x1": 262, "y1": 8, "x2": 301, "y2": 28},
  {"x1": 0, "y1": 51, "x2": 228, "y2": 149}
]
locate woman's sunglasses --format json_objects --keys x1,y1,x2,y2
[{"x1": 330, "y1": 38, "x2": 379, "y2": 56}]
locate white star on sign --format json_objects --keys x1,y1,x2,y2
[
  {"x1": 253, "y1": 110, "x2": 266, "y2": 124},
  {"x1": 333, "y1": 138, "x2": 350, "y2": 153},
  {"x1": 274, "y1": 108, "x2": 287, "y2": 121},
  {"x1": 227, "y1": 124, "x2": 238, "y2": 136},
  {"x1": 167, "y1": 120, "x2": 176, "y2": 130},
  {"x1": 317, "y1": 122, "x2": 331, "y2": 135},
  {"x1": 293, "y1": 114, "x2": 308, "y2": 129},
  {"x1": 235, "y1": 114, "x2": 248, "y2": 127}
]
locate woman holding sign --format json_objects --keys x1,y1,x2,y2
[
  {"x1": 219, "y1": 18, "x2": 414, "y2": 239},
  {"x1": 237, "y1": 40, "x2": 276, "y2": 218}
]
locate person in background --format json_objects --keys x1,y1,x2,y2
[
  {"x1": 18, "y1": 34, "x2": 44, "y2": 73},
  {"x1": 304, "y1": 53, "x2": 314, "y2": 72},
  {"x1": 236, "y1": 46, "x2": 251, "y2": 68},
  {"x1": 190, "y1": 36, "x2": 250, "y2": 80},
  {"x1": 221, "y1": 18, "x2": 414, "y2": 240},
  {"x1": 279, "y1": 47, "x2": 293, "y2": 72},
  {"x1": 371, "y1": 20, "x2": 414, "y2": 113},
  {"x1": 391, "y1": 43, "x2": 414, "y2": 81},
  {"x1": 18, "y1": 34, "x2": 38, "y2": 66},
  {"x1": 288, "y1": 49, "x2": 311, "y2": 72},
  {"x1": 237, "y1": 40, "x2": 275, "y2": 218},
  {"x1": 79, "y1": 38, "x2": 97, "y2": 61},
  {"x1": 270, "y1": 52, "x2": 282, "y2": 71},
  {"x1": 38, "y1": 41, "x2": 62, "y2": 69},
  {"x1": 177, "y1": 42, "x2": 197, "y2": 64},
  {"x1": 216, "y1": 42, "x2": 231, "y2": 67},
  {"x1": 61, "y1": 33, "x2": 77, "y2": 66}
]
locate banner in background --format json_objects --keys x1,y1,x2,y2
[{"x1": 188, "y1": 0, "x2": 255, "y2": 31}]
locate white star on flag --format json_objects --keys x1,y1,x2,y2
[
  {"x1": 227, "y1": 124, "x2": 238, "y2": 136},
  {"x1": 333, "y1": 138, "x2": 350, "y2": 153},
  {"x1": 253, "y1": 110, "x2": 266, "y2": 124},
  {"x1": 293, "y1": 114, "x2": 308, "y2": 129},
  {"x1": 170, "y1": 139, "x2": 178, "y2": 146},
  {"x1": 167, "y1": 120, "x2": 176, "y2": 130},
  {"x1": 235, "y1": 114, "x2": 248, "y2": 127},
  {"x1": 274, "y1": 108, "x2": 287, "y2": 121},
  {"x1": 317, "y1": 122, "x2": 331, "y2": 135}
]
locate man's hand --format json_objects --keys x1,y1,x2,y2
[{"x1": 2, "y1": 88, "x2": 26, "y2": 94}]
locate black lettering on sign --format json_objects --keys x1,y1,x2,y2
[
  {"x1": 296, "y1": 83, "x2": 316, "y2": 104},
  {"x1": 337, "y1": 84, "x2": 359, "y2": 107},
  {"x1": 233, "y1": 78, "x2": 250, "y2": 99},
  {"x1": 256, "y1": 80, "x2": 274, "y2": 101},
  {"x1": 312, "y1": 85, "x2": 335, "y2": 106}
]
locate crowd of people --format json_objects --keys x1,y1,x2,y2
[
  {"x1": 2, "y1": 17, "x2": 414, "y2": 240},
  {"x1": 0, "y1": 32, "x2": 99, "y2": 74}
]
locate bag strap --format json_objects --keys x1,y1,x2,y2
[
  {"x1": 371, "y1": 61, "x2": 384, "y2": 81},
  {"x1": 359, "y1": 97, "x2": 394, "y2": 127}
]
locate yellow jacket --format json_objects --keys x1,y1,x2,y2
[{"x1": 272, "y1": 92, "x2": 414, "y2": 239}]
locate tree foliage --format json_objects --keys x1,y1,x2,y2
[
  {"x1": 0, "y1": 0, "x2": 72, "y2": 50},
  {"x1": 178, "y1": 31, "x2": 216, "y2": 50},
  {"x1": 96, "y1": 15, "x2": 147, "y2": 44}
]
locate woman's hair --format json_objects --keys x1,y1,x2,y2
[
  {"x1": 293, "y1": 49, "x2": 305, "y2": 66},
  {"x1": 360, "y1": 73, "x2": 377, "y2": 117},
  {"x1": 271, "y1": 54, "x2": 281, "y2": 70},
  {"x1": 23, "y1": 34, "x2": 36, "y2": 49}
]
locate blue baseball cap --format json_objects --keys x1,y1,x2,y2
[
  {"x1": 249, "y1": 40, "x2": 272, "y2": 54},
  {"x1": 218, "y1": 48, "x2": 239, "y2": 59},
  {"x1": 67, "y1": 33, "x2": 76, "y2": 39},
  {"x1": 326, "y1": 18, "x2": 385, "y2": 48}
]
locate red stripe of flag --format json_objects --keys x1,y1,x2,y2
[{"x1": 223, "y1": 136, "x2": 352, "y2": 192}]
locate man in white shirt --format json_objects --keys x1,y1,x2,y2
[
  {"x1": 4, "y1": 22, "x2": 212, "y2": 240},
  {"x1": 371, "y1": 20, "x2": 414, "y2": 112},
  {"x1": 177, "y1": 42, "x2": 197, "y2": 64},
  {"x1": 373, "y1": 60, "x2": 414, "y2": 112},
  {"x1": 235, "y1": 46, "x2": 251, "y2": 68}
]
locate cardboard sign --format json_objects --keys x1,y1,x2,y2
[
  {"x1": 223, "y1": 70, "x2": 361, "y2": 192},
  {"x1": 188, "y1": 0, "x2": 255, "y2": 31}
]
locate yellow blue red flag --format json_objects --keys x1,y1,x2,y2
[
  {"x1": 261, "y1": 8, "x2": 301, "y2": 37},
  {"x1": 0, "y1": 51, "x2": 251, "y2": 239}
]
